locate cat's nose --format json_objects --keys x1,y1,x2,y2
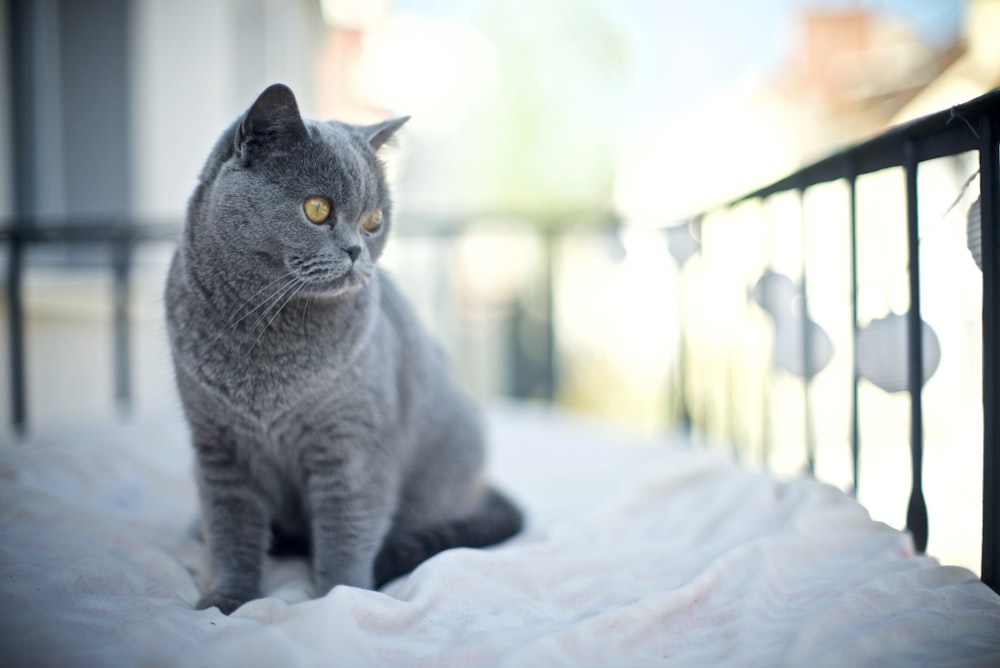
[{"x1": 344, "y1": 245, "x2": 362, "y2": 263}]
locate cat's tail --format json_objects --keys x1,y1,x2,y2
[{"x1": 374, "y1": 487, "x2": 523, "y2": 588}]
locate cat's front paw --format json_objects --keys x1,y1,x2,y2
[
  {"x1": 315, "y1": 564, "x2": 375, "y2": 594},
  {"x1": 196, "y1": 590, "x2": 252, "y2": 615}
]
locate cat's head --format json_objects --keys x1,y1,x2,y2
[{"x1": 189, "y1": 83, "x2": 408, "y2": 298}]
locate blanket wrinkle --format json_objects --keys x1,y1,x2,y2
[{"x1": 1, "y1": 406, "x2": 999, "y2": 668}]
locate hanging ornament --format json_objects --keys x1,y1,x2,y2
[
  {"x1": 772, "y1": 315, "x2": 834, "y2": 379},
  {"x1": 751, "y1": 269, "x2": 798, "y2": 318},
  {"x1": 751, "y1": 270, "x2": 833, "y2": 379},
  {"x1": 967, "y1": 195, "x2": 982, "y2": 271},
  {"x1": 856, "y1": 313, "x2": 941, "y2": 393},
  {"x1": 664, "y1": 220, "x2": 700, "y2": 267}
]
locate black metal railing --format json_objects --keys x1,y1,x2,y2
[
  {"x1": 686, "y1": 88, "x2": 999, "y2": 593},
  {"x1": 0, "y1": 219, "x2": 180, "y2": 434}
]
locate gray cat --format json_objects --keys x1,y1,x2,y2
[{"x1": 165, "y1": 83, "x2": 523, "y2": 614}]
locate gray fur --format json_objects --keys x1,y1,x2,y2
[{"x1": 165, "y1": 84, "x2": 522, "y2": 614}]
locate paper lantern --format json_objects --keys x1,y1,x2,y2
[
  {"x1": 771, "y1": 315, "x2": 834, "y2": 379},
  {"x1": 664, "y1": 221, "x2": 700, "y2": 267},
  {"x1": 856, "y1": 313, "x2": 941, "y2": 393},
  {"x1": 751, "y1": 270, "x2": 833, "y2": 379},
  {"x1": 967, "y1": 195, "x2": 982, "y2": 271},
  {"x1": 751, "y1": 269, "x2": 798, "y2": 318}
]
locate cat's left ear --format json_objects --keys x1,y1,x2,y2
[
  {"x1": 236, "y1": 84, "x2": 308, "y2": 159},
  {"x1": 362, "y1": 116, "x2": 410, "y2": 151}
]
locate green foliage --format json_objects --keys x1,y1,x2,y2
[{"x1": 468, "y1": 0, "x2": 630, "y2": 217}]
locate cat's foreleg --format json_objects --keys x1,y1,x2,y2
[
  {"x1": 306, "y1": 468, "x2": 394, "y2": 593},
  {"x1": 194, "y1": 450, "x2": 270, "y2": 614}
]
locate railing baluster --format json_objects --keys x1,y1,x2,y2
[
  {"x1": 6, "y1": 231, "x2": 27, "y2": 437},
  {"x1": 799, "y1": 187, "x2": 816, "y2": 475},
  {"x1": 759, "y1": 198, "x2": 772, "y2": 470},
  {"x1": 903, "y1": 140, "x2": 928, "y2": 554},
  {"x1": 848, "y1": 172, "x2": 860, "y2": 496},
  {"x1": 979, "y1": 113, "x2": 999, "y2": 593},
  {"x1": 111, "y1": 233, "x2": 132, "y2": 416},
  {"x1": 541, "y1": 228, "x2": 556, "y2": 404}
]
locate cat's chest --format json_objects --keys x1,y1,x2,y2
[
  {"x1": 172, "y1": 304, "x2": 354, "y2": 426},
  {"x1": 220, "y1": 352, "x2": 379, "y2": 466},
  {"x1": 169, "y1": 271, "x2": 385, "y2": 431},
  {"x1": 212, "y1": 330, "x2": 347, "y2": 417}
]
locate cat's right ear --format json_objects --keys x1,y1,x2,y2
[
  {"x1": 362, "y1": 116, "x2": 410, "y2": 151},
  {"x1": 235, "y1": 84, "x2": 308, "y2": 160}
]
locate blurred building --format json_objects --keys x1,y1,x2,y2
[
  {"x1": 1, "y1": 0, "x2": 324, "y2": 223},
  {"x1": 615, "y1": 3, "x2": 978, "y2": 224},
  {"x1": 893, "y1": 0, "x2": 1000, "y2": 122},
  {"x1": 0, "y1": 0, "x2": 327, "y2": 427},
  {"x1": 777, "y1": 6, "x2": 958, "y2": 158}
]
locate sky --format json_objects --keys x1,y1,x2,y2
[
  {"x1": 368, "y1": 0, "x2": 967, "y2": 216},
  {"x1": 395, "y1": 0, "x2": 964, "y2": 125},
  {"x1": 615, "y1": 0, "x2": 960, "y2": 116}
]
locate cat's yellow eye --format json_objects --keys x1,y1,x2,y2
[
  {"x1": 303, "y1": 196, "x2": 331, "y2": 224},
  {"x1": 362, "y1": 209, "x2": 383, "y2": 233}
]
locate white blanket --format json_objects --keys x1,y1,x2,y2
[{"x1": 1, "y1": 404, "x2": 998, "y2": 667}]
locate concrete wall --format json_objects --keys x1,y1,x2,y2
[{"x1": 128, "y1": 0, "x2": 324, "y2": 222}]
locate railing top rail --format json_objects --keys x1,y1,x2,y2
[
  {"x1": 0, "y1": 219, "x2": 181, "y2": 243},
  {"x1": 726, "y1": 87, "x2": 1000, "y2": 207}
]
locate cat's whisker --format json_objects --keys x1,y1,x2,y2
[
  {"x1": 247, "y1": 278, "x2": 308, "y2": 354},
  {"x1": 300, "y1": 292, "x2": 315, "y2": 337},
  {"x1": 213, "y1": 270, "x2": 300, "y2": 341},
  {"x1": 236, "y1": 274, "x2": 302, "y2": 337},
  {"x1": 209, "y1": 278, "x2": 294, "y2": 345},
  {"x1": 225, "y1": 271, "x2": 296, "y2": 324},
  {"x1": 246, "y1": 276, "x2": 302, "y2": 337}
]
